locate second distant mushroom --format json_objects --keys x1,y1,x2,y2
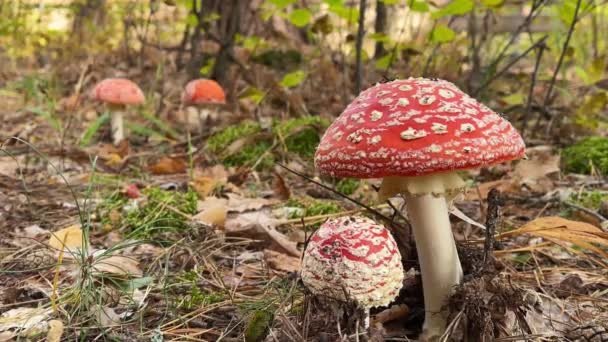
[
  {"x1": 182, "y1": 79, "x2": 226, "y2": 133},
  {"x1": 90, "y1": 78, "x2": 145, "y2": 145}
]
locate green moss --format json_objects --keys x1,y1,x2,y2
[
  {"x1": 177, "y1": 270, "x2": 225, "y2": 309},
  {"x1": 569, "y1": 190, "x2": 608, "y2": 210},
  {"x1": 97, "y1": 187, "x2": 198, "y2": 241},
  {"x1": 244, "y1": 310, "x2": 274, "y2": 342},
  {"x1": 205, "y1": 117, "x2": 329, "y2": 169},
  {"x1": 285, "y1": 197, "x2": 342, "y2": 219},
  {"x1": 562, "y1": 137, "x2": 608, "y2": 175},
  {"x1": 284, "y1": 128, "x2": 320, "y2": 157},
  {"x1": 336, "y1": 178, "x2": 360, "y2": 195},
  {"x1": 207, "y1": 121, "x2": 261, "y2": 153},
  {"x1": 223, "y1": 140, "x2": 274, "y2": 169},
  {"x1": 275, "y1": 116, "x2": 330, "y2": 158}
]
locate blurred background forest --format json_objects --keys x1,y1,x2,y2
[{"x1": 1, "y1": 1, "x2": 608, "y2": 341}]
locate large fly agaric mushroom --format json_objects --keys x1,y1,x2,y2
[
  {"x1": 314, "y1": 77, "x2": 525, "y2": 339},
  {"x1": 182, "y1": 79, "x2": 226, "y2": 131},
  {"x1": 301, "y1": 216, "x2": 404, "y2": 335},
  {"x1": 90, "y1": 78, "x2": 145, "y2": 145}
]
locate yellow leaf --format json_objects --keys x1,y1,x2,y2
[
  {"x1": 500, "y1": 217, "x2": 608, "y2": 263},
  {"x1": 193, "y1": 204, "x2": 227, "y2": 227},
  {"x1": 46, "y1": 320, "x2": 64, "y2": 342},
  {"x1": 48, "y1": 225, "x2": 83, "y2": 252}
]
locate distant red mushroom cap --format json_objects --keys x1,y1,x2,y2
[
  {"x1": 90, "y1": 78, "x2": 145, "y2": 105},
  {"x1": 314, "y1": 78, "x2": 525, "y2": 178},
  {"x1": 182, "y1": 79, "x2": 226, "y2": 105},
  {"x1": 301, "y1": 216, "x2": 403, "y2": 308}
]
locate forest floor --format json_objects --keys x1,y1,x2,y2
[{"x1": 0, "y1": 58, "x2": 607, "y2": 342}]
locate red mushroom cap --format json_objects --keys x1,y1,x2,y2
[
  {"x1": 301, "y1": 216, "x2": 403, "y2": 308},
  {"x1": 315, "y1": 78, "x2": 525, "y2": 178},
  {"x1": 182, "y1": 79, "x2": 226, "y2": 105},
  {"x1": 90, "y1": 78, "x2": 145, "y2": 105}
]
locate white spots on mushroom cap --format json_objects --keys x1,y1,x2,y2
[
  {"x1": 368, "y1": 135, "x2": 382, "y2": 145},
  {"x1": 431, "y1": 122, "x2": 448, "y2": 134},
  {"x1": 378, "y1": 98, "x2": 393, "y2": 106},
  {"x1": 429, "y1": 144, "x2": 442, "y2": 153},
  {"x1": 400, "y1": 127, "x2": 428, "y2": 140},
  {"x1": 347, "y1": 131, "x2": 362, "y2": 143},
  {"x1": 370, "y1": 110, "x2": 383, "y2": 121},
  {"x1": 438, "y1": 88, "x2": 455, "y2": 99},
  {"x1": 418, "y1": 94, "x2": 436, "y2": 105},
  {"x1": 397, "y1": 98, "x2": 410, "y2": 107},
  {"x1": 460, "y1": 123, "x2": 475, "y2": 133}
]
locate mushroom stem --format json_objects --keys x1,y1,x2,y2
[
  {"x1": 110, "y1": 107, "x2": 125, "y2": 146},
  {"x1": 404, "y1": 193, "x2": 463, "y2": 339}
]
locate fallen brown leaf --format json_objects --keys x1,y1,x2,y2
[
  {"x1": 225, "y1": 210, "x2": 300, "y2": 257},
  {"x1": 263, "y1": 249, "x2": 300, "y2": 273},
  {"x1": 148, "y1": 156, "x2": 187, "y2": 175},
  {"x1": 511, "y1": 146, "x2": 560, "y2": 193},
  {"x1": 272, "y1": 171, "x2": 291, "y2": 200},
  {"x1": 92, "y1": 253, "x2": 143, "y2": 277},
  {"x1": 191, "y1": 176, "x2": 219, "y2": 198}
]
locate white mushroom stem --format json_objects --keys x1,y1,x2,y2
[
  {"x1": 379, "y1": 173, "x2": 464, "y2": 339},
  {"x1": 109, "y1": 105, "x2": 126, "y2": 146},
  {"x1": 405, "y1": 193, "x2": 463, "y2": 339}
]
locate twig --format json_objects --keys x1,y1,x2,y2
[
  {"x1": 520, "y1": 41, "x2": 546, "y2": 137},
  {"x1": 543, "y1": 0, "x2": 583, "y2": 108},
  {"x1": 562, "y1": 201, "x2": 608, "y2": 230},
  {"x1": 484, "y1": 188, "x2": 501, "y2": 266},
  {"x1": 543, "y1": 0, "x2": 583, "y2": 136},
  {"x1": 484, "y1": 0, "x2": 545, "y2": 77},
  {"x1": 354, "y1": 0, "x2": 367, "y2": 95},
  {"x1": 472, "y1": 35, "x2": 548, "y2": 96}
]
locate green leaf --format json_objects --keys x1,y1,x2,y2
[
  {"x1": 410, "y1": 0, "x2": 430, "y2": 12},
  {"x1": 430, "y1": 25, "x2": 456, "y2": 43},
  {"x1": 186, "y1": 13, "x2": 198, "y2": 26},
  {"x1": 368, "y1": 32, "x2": 391, "y2": 43},
  {"x1": 288, "y1": 9, "x2": 312, "y2": 27},
  {"x1": 557, "y1": 0, "x2": 589, "y2": 25},
  {"x1": 431, "y1": 0, "x2": 474, "y2": 19},
  {"x1": 240, "y1": 86, "x2": 266, "y2": 105},
  {"x1": 280, "y1": 70, "x2": 307, "y2": 88},
  {"x1": 382, "y1": 0, "x2": 399, "y2": 4},
  {"x1": 375, "y1": 53, "x2": 393, "y2": 70},
  {"x1": 329, "y1": 4, "x2": 359, "y2": 23},
  {"x1": 199, "y1": 58, "x2": 215, "y2": 76},
  {"x1": 268, "y1": 0, "x2": 296, "y2": 9},
  {"x1": 501, "y1": 93, "x2": 525, "y2": 106},
  {"x1": 323, "y1": 0, "x2": 343, "y2": 6},
  {"x1": 481, "y1": 0, "x2": 503, "y2": 7},
  {"x1": 80, "y1": 112, "x2": 110, "y2": 146}
]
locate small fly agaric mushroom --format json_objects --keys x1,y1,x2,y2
[
  {"x1": 301, "y1": 216, "x2": 404, "y2": 335},
  {"x1": 314, "y1": 77, "x2": 525, "y2": 339},
  {"x1": 182, "y1": 79, "x2": 226, "y2": 131},
  {"x1": 90, "y1": 78, "x2": 145, "y2": 145}
]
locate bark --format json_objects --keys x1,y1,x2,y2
[{"x1": 374, "y1": 0, "x2": 387, "y2": 58}]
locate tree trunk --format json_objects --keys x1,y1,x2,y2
[
  {"x1": 374, "y1": 0, "x2": 387, "y2": 58},
  {"x1": 211, "y1": 0, "x2": 241, "y2": 88}
]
